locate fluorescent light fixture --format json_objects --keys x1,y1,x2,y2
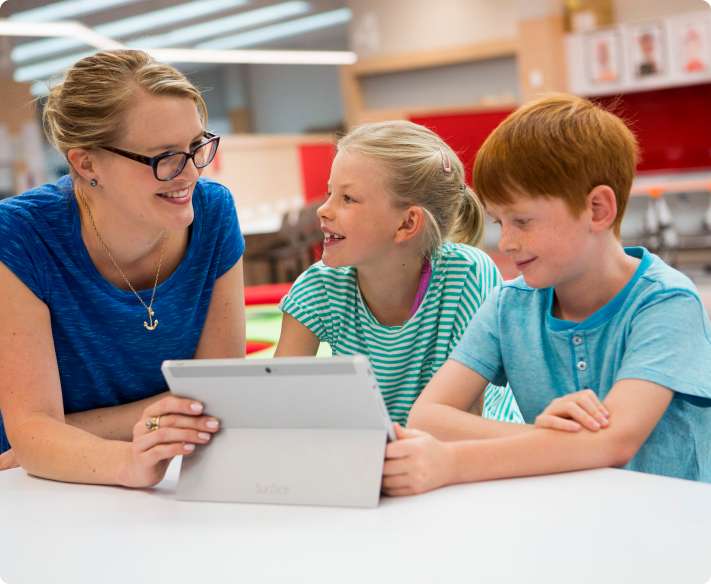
[
  {"x1": 130, "y1": 1, "x2": 310, "y2": 48},
  {"x1": 148, "y1": 47, "x2": 356, "y2": 65},
  {"x1": 9, "y1": 0, "x2": 143, "y2": 22},
  {"x1": 12, "y1": 0, "x2": 249, "y2": 63},
  {"x1": 31, "y1": 81, "x2": 52, "y2": 98},
  {"x1": 0, "y1": 19, "x2": 124, "y2": 50},
  {"x1": 198, "y1": 8, "x2": 351, "y2": 49},
  {"x1": 14, "y1": 50, "x2": 97, "y2": 83}
]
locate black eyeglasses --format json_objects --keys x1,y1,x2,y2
[{"x1": 101, "y1": 131, "x2": 220, "y2": 181}]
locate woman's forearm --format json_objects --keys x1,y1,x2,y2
[
  {"x1": 11, "y1": 414, "x2": 131, "y2": 485},
  {"x1": 64, "y1": 391, "x2": 168, "y2": 440},
  {"x1": 408, "y1": 403, "x2": 534, "y2": 440}
]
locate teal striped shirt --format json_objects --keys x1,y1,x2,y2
[{"x1": 281, "y1": 243, "x2": 522, "y2": 425}]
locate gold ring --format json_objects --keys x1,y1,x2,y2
[{"x1": 145, "y1": 416, "x2": 161, "y2": 432}]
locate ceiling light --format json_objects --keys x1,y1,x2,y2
[
  {"x1": 130, "y1": 1, "x2": 310, "y2": 49},
  {"x1": 147, "y1": 47, "x2": 356, "y2": 65},
  {"x1": 8, "y1": 0, "x2": 143, "y2": 22},
  {"x1": 12, "y1": 0, "x2": 249, "y2": 63},
  {"x1": 197, "y1": 8, "x2": 351, "y2": 50},
  {"x1": 0, "y1": 19, "x2": 124, "y2": 50}
]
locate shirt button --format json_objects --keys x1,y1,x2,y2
[
  {"x1": 577, "y1": 360, "x2": 587, "y2": 371},
  {"x1": 573, "y1": 336, "x2": 583, "y2": 346}
]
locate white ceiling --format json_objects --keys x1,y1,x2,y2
[{"x1": 0, "y1": 0, "x2": 352, "y2": 86}]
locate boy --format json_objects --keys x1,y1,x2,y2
[{"x1": 382, "y1": 94, "x2": 711, "y2": 496}]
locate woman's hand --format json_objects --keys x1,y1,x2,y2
[
  {"x1": 535, "y1": 389, "x2": 609, "y2": 432},
  {"x1": 117, "y1": 395, "x2": 220, "y2": 488},
  {"x1": 0, "y1": 448, "x2": 19, "y2": 470},
  {"x1": 381, "y1": 423, "x2": 456, "y2": 496}
]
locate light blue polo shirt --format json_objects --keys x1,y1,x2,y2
[{"x1": 451, "y1": 247, "x2": 711, "y2": 482}]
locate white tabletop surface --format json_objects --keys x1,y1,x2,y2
[{"x1": 1, "y1": 461, "x2": 710, "y2": 584}]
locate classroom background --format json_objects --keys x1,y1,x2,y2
[{"x1": 2, "y1": 0, "x2": 711, "y2": 356}]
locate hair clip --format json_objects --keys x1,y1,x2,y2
[{"x1": 440, "y1": 148, "x2": 452, "y2": 173}]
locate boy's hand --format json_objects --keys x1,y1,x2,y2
[
  {"x1": 535, "y1": 389, "x2": 609, "y2": 432},
  {"x1": 382, "y1": 423, "x2": 455, "y2": 496}
]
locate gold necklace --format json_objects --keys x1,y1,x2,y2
[{"x1": 76, "y1": 189, "x2": 167, "y2": 331}]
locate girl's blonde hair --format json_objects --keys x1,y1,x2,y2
[
  {"x1": 42, "y1": 49, "x2": 208, "y2": 161},
  {"x1": 337, "y1": 120, "x2": 485, "y2": 257}
]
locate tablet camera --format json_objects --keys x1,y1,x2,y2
[{"x1": 265, "y1": 366, "x2": 272, "y2": 374}]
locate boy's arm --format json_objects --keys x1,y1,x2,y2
[
  {"x1": 408, "y1": 360, "x2": 534, "y2": 439},
  {"x1": 384, "y1": 378, "x2": 672, "y2": 495}
]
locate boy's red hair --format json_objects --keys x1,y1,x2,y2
[{"x1": 473, "y1": 93, "x2": 639, "y2": 237}]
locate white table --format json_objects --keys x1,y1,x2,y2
[{"x1": 1, "y1": 462, "x2": 710, "y2": 584}]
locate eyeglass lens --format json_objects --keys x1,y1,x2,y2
[{"x1": 156, "y1": 139, "x2": 218, "y2": 180}]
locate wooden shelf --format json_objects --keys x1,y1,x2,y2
[
  {"x1": 341, "y1": 38, "x2": 520, "y2": 127},
  {"x1": 349, "y1": 39, "x2": 518, "y2": 77},
  {"x1": 353, "y1": 101, "x2": 518, "y2": 124}
]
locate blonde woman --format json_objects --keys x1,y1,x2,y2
[
  {"x1": 0, "y1": 50, "x2": 245, "y2": 487},
  {"x1": 276, "y1": 121, "x2": 522, "y2": 427}
]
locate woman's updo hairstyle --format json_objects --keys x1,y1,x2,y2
[{"x1": 42, "y1": 49, "x2": 208, "y2": 166}]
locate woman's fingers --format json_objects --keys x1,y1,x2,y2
[
  {"x1": 135, "y1": 396, "x2": 220, "y2": 439},
  {"x1": 135, "y1": 427, "x2": 212, "y2": 452},
  {"x1": 142, "y1": 395, "x2": 205, "y2": 418},
  {"x1": 139, "y1": 442, "x2": 196, "y2": 467},
  {"x1": 147, "y1": 413, "x2": 220, "y2": 433}
]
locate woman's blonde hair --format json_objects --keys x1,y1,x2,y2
[
  {"x1": 42, "y1": 49, "x2": 208, "y2": 162},
  {"x1": 337, "y1": 120, "x2": 485, "y2": 257}
]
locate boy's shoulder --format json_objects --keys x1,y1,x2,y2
[{"x1": 638, "y1": 250, "x2": 698, "y2": 295}]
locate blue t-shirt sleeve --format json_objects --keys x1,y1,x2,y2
[
  {"x1": 616, "y1": 290, "x2": 711, "y2": 400},
  {"x1": 212, "y1": 182, "x2": 245, "y2": 277},
  {"x1": 0, "y1": 206, "x2": 49, "y2": 301},
  {"x1": 450, "y1": 284, "x2": 507, "y2": 386}
]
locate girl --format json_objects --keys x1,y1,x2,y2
[{"x1": 276, "y1": 121, "x2": 521, "y2": 425}]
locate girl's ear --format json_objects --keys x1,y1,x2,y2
[
  {"x1": 587, "y1": 185, "x2": 618, "y2": 233},
  {"x1": 395, "y1": 206, "x2": 425, "y2": 243}
]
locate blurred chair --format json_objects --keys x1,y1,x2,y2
[
  {"x1": 620, "y1": 194, "x2": 660, "y2": 250},
  {"x1": 657, "y1": 189, "x2": 711, "y2": 270},
  {"x1": 250, "y1": 199, "x2": 325, "y2": 283}
]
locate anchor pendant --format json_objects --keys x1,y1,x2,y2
[{"x1": 144, "y1": 307, "x2": 158, "y2": 331}]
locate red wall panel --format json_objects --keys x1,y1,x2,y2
[
  {"x1": 595, "y1": 84, "x2": 711, "y2": 172},
  {"x1": 409, "y1": 109, "x2": 515, "y2": 184},
  {"x1": 298, "y1": 143, "x2": 336, "y2": 203},
  {"x1": 410, "y1": 84, "x2": 711, "y2": 179}
]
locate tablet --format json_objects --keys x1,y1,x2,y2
[
  {"x1": 161, "y1": 355, "x2": 395, "y2": 507},
  {"x1": 161, "y1": 355, "x2": 394, "y2": 438}
]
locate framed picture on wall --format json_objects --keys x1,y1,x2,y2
[
  {"x1": 672, "y1": 18, "x2": 710, "y2": 76},
  {"x1": 628, "y1": 23, "x2": 666, "y2": 79},
  {"x1": 585, "y1": 30, "x2": 622, "y2": 84}
]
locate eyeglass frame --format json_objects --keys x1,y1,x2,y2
[{"x1": 100, "y1": 131, "x2": 220, "y2": 181}]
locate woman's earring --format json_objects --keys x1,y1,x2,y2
[{"x1": 90, "y1": 178, "x2": 98, "y2": 187}]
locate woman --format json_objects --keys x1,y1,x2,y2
[{"x1": 0, "y1": 49, "x2": 245, "y2": 487}]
